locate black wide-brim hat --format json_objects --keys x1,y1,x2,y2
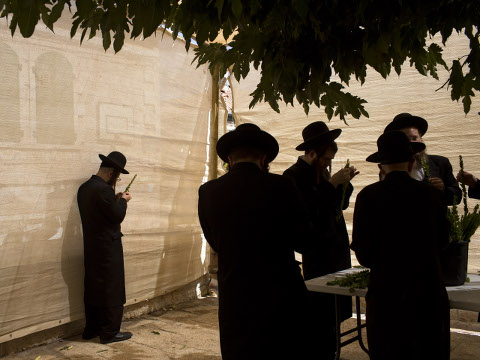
[
  {"x1": 99, "y1": 151, "x2": 129, "y2": 174},
  {"x1": 384, "y1": 113, "x2": 428, "y2": 136},
  {"x1": 366, "y1": 130, "x2": 426, "y2": 164},
  {"x1": 296, "y1": 121, "x2": 342, "y2": 151},
  {"x1": 216, "y1": 123, "x2": 279, "y2": 163}
]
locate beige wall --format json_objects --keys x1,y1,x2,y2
[{"x1": 0, "y1": 18, "x2": 211, "y2": 342}]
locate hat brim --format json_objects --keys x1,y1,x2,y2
[
  {"x1": 295, "y1": 129, "x2": 342, "y2": 151},
  {"x1": 384, "y1": 116, "x2": 428, "y2": 136},
  {"x1": 366, "y1": 142, "x2": 426, "y2": 163},
  {"x1": 99, "y1": 154, "x2": 130, "y2": 174},
  {"x1": 216, "y1": 129, "x2": 279, "y2": 163}
]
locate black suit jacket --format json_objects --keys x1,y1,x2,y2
[
  {"x1": 428, "y1": 154, "x2": 462, "y2": 205},
  {"x1": 198, "y1": 162, "x2": 313, "y2": 359},
  {"x1": 351, "y1": 171, "x2": 450, "y2": 360},
  {"x1": 468, "y1": 179, "x2": 480, "y2": 199},
  {"x1": 77, "y1": 175, "x2": 128, "y2": 307}
]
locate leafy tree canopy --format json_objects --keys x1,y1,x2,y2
[{"x1": 1, "y1": 0, "x2": 479, "y2": 122}]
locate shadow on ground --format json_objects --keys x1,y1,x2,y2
[{"x1": 2, "y1": 296, "x2": 480, "y2": 360}]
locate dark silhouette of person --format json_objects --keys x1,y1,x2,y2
[
  {"x1": 77, "y1": 151, "x2": 133, "y2": 344},
  {"x1": 198, "y1": 123, "x2": 314, "y2": 359},
  {"x1": 283, "y1": 121, "x2": 359, "y2": 359},
  {"x1": 351, "y1": 131, "x2": 450, "y2": 360}
]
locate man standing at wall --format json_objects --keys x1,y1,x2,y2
[
  {"x1": 198, "y1": 123, "x2": 313, "y2": 359},
  {"x1": 77, "y1": 151, "x2": 132, "y2": 344},
  {"x1": 351, "y1": 131, "x2": 450, "y2": 360},
  {"x1": 384, "y1": 112, "x2": 461, "y2": 205}
]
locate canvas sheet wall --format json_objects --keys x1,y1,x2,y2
[
  {"x1": 230, "y1": 33, "x2": 480, "y2": 273},
  {"x1": 0, "y1": 17, "x2": 211, "y2": 342}
]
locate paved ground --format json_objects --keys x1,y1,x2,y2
[{"x1": 3, "y1": 296, "x2": 480, "y2": 359}]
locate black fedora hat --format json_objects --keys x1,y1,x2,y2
[
  {"x1": 296, "y1": 121, "x2": 342, "y2": 151},
  {"x1": 384, "y1": 113, "x2": 428, "y2": 136},
  {"x1": 98, "y1": 151, "x2": 129, "y2": 174},
  {"x1": 216, "y1": 123, "x2": 279, "y2": 163},
  {"x1": 366, "y1": 130, "x2": 426, "y2": 164}
]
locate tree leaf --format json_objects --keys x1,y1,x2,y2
[
  {"x1": 114, "y1": 27, "x2": 125, "y2": 53},
  {"x1": 231, "y1": 0, "x2": 242, "y2": 19},
  {"x1": 462, "y1": 94, "x2": 471, "y2": 114},
  {"x1": 49, "y1": 1, "x2": 67, "y2": 31},
  {"x1": 215, "y1": 0, "x2": 224, "y2": 21},
  {"x1": 80, "y1": 26, "x2": 88, "y2": 44},
  {"x1": 17, "y1": 0, "x2": 40, "y2": 38},
  {"x1": 103, "y1": 29, "x2": 111, "y2": 50},
  {"x1": 449, "y1": 60, "x2": 464, "y2": 101},
  {"x1": 9, "y1": 15, "x2": 18, "y2": 36},
  {"x1": 291, "y1": 0, "x2": 309, "y2": 19}
]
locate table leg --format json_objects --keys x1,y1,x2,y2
[
  {"x1": 355, "y1": 296, "x2": 369, "y2": 355},
  {"x1": 335, "y1": 295, "x2": 341, "y2": 360}
]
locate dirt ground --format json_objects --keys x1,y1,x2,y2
[{"x1": 2, "y1": 296, "x2": 479, "y2": 359}]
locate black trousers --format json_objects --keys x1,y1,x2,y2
[{"x1": 84, "y1": 303, "x2": 124, "y2": 340}]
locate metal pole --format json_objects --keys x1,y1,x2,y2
[
  {"x1": 208, "y1": 64, "x2": 220, "y2": 181},
  {"x1": 208, "y1": 64, "x2": 220, "y2": 276}
]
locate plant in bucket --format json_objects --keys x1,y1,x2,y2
[{"x1": 443, "y1": 156, "x2": 480, "y2": 286}]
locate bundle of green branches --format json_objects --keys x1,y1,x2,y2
[
  {"x1": 326, "y1": 269, "x2": 370, "y2": 293},
  {"x1": 447, "y1": 156, "x2": 480, "y2": 244},
  {"x1": 336, "y1": 159, "x2": 350, "y2": 222}
]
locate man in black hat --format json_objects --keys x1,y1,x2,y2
[
  {"x1": 77, "y1": 151, "x2": 133, "y2": 344},
  {"x1": 351, "y1": 131, "x2": 450, "y2": 360},
  {"x1": 283, "y1": 121, "x2": 359, "y2": 359},
  {"x1": 384, "y1": 113, "x2": 461, "y2": 205},
  {"x1": 198, "y1": 123, "x2": 314, "y2": 359}
]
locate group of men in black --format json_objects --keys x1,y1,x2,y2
[
  {"x1": 198, "y1": 113, "x2": 478, "y2": 360},
  {"x1": 76, "y1": 113, "x2": 479, "y2": 358}
]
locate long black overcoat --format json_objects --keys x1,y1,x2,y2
[
  {"x1": 198, "y1": 162, "x2": 313, "y2": 360},
  {"x1": 283, "y1": 157, "x2": 353, "y2": 321},
  {"x1": 468, "y1": 179, "x2": 480, "y2": 199},
  {"x1": 77, "y1": 175, "x2": 128, "y2": 307},
  {"x1": 351, "y1": 171, "x2": 450, "y2": 360}
]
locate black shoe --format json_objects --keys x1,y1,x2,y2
[
  {"x1": 82, "y1": 331, "x2": 98, "y2": 340},
  {"x1": 100, "y1": 331, "x2": 132, "y2": 344}
]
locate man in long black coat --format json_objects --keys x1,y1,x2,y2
[
  {"x1": 384, "y1": 113, "x2": 461, "y2": 205},
  {"x1": 456, "y1": 169, "x2": 480, "y2": 322},
  {"x1": 351, "y1": 131, "x2": 450, "y2": 360},
  {"x1": 198, "y1": 124, "x2": 314, "y2": 360},
  {"x1": 283, "y1": 121, "x2": 358, "y2": 359},
  {"x1": 77, "y1": 151, "x2": 133, "y2": 344}
]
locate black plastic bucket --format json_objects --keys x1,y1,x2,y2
[{"x1": 441, "y1": 241, "x2": 469, "y2": 286}]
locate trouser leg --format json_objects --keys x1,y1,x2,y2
[
  {"x1": 99, "y1": 305, "x2": 124, "y2": 341},
  {"x1": 306, "y1": 291, "x2": 336, "y2": 359},
  {"x1": 83, "y1": 303, "x2": 100, "y2": 337}
]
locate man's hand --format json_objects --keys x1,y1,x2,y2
[
  {"x1": 348, "y1": 166, "x2": 360, "y2": 180},
  {"x1": 117, "y1": 192, "x2": 132, "y2": 202},
  {"x1": 429, "y1": 177, "x2": 445, "y2": 191},
  {"x1": 329, "y1": 168, "x2": 352, "y2": 188},
  {"x1": 456, "y1": 170, "x2": 477, "y2": 188}
]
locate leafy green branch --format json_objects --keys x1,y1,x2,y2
[
  {"x1": 327, "y1": 269, "x2": 370, "y2": 293},
  {"x1": 447, "y1": 155, "x2": 480, "y2": 244},
  {"x1": 1, "y1": 1, "x2": 479, "y2": 120}
]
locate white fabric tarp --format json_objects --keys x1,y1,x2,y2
[
  {"x1": 0, "y1": 17, "x2": 211, "y2": 342},
  {"x1": 231, "y1": 33, "x2": 480, "y2": 273}
]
